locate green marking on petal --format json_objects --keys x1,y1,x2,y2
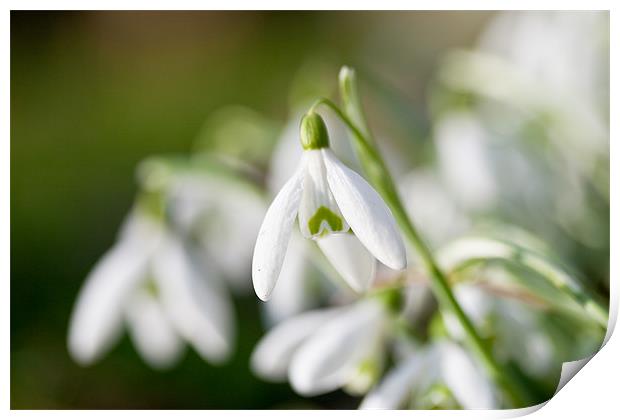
[
  {"x1": 308, "y1": 206, "x2": 343, "y2": 236},
  {"x1": 144, "y1": 278, "x2": 159, "y2": 298}
]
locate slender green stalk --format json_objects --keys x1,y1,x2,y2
[{"x1": 309, "y1": 70, "x2": 537, "y2": 407}]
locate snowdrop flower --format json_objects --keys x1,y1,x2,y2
[
  {"x1": 251, "y1": 299, "x2": 389, "y2": 396},
  {"x1": 252, "y1": 111, "x2": 406, "y2": 300},
  {"x1": 263, "y1": 113, "x2": 354, "y2": 323},
  {"x1": 162, "y1": 164, "x2": 267, "y2": 291},
  {"x1": 361, "y1": 340, "x2": 497, "y2": 409},
  {"x1": 68, "y1": 209, "x2": 234, "y2": 369},
  {"x1": 262, "y1": 232, "x2": 318, "y2": 324}
]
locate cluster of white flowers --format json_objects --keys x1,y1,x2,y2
[
  {"x1": 244, "y1": 107, "x2": 514, "y2": 409},
  {"x1": 67, "y1": 11, "x2": 608, "y2": 410},
  {"x1": 68, "y1": 159, "x2": 266, "y2": 369}
]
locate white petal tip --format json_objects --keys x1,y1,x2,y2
[
  {"x1": 256, "y1": 292, "x2": 271, "y2": 302},
  {"x1": 252, "y1": 277, "x2": 273, "y2": 301},
  {"x1": 68, "y1": 348, "x2": 96, "y2": 367},
  {"x1": 391, "y1": 259, "x2": 407, "y2": 272},
  {"x1": 390, "y1": 243, "x2": 408, "y2": 270},
  {"x1": 289, "y1": 371, "x2": 326, "y2": 397}
]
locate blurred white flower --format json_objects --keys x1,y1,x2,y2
[
  {"x1": 361, "y1": 340, "x2": 497, "y2": 409},
  {"x1": 68, "y1": 211, "x2": 234, "y2": 369},
  {"x1": 251, "y1": 299, "x2": 388, "y2": 396},
  {"x1": 398, "y1": 168, "x2": 470, "y2": 248},
  {"x1": 441, "y1": 282, "x2": 555, "y2": 379},
  {"x1": 164, "y1": 167, "x2": 267, "y2": 292},
  {"x1": 434, "y1": 112, "x2": 497, "y2": 212},
  {"x1": 479, "y1": 11, "x2": 608, "y2": 116},
  {"x1": 252, "y1": 112, "x2": 405, "y2": 301},
  {"x1": 438, "y1": 11, "x2": 609, "y2": 212}
]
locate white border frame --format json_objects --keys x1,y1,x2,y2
[{"x1": 2, "y1": 3, "x2": 616, "y2": 419}]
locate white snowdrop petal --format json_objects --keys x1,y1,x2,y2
[
  {"x1": 288, "y1": 301, "x2": 384, "y2": 396},
  {"x1": 252, "y1": 166, "x2": 305, "y2": 301},
  {"x1": 298, "y1": 150, "x2": 348, "y2": 239},
  {"x1": 67, "y1": 215, "x2": 159, "y2": 365},
  {"x1": 360, "y1": 354, "x2": 426, "y2": 409},
  {"x1": 263, "y1": 233, "x2": 313, "y2": 324},
  {"x1": 154, "y1": 235, "x2": 234, "y2": 363},
  {"x1": 250, "y1": 307, "x2": 344, "y2": 381},
  {"x1": 322, "y1": 149, "x2": 406, "y2": 270},
  {"x1": 125, "y1": 289, "x2": 184, "y2": 369},
  {"x1": 317, "y1": 233, "x2": 376, "y2": 292},
  {"x1": 438, "y1": 341, "x2": 497, "y2": 409}
]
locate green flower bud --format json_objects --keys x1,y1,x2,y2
[{"x1": 300, "y1": 111, "x2": 330, "y2": 150}]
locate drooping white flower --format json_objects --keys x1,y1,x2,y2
[
  {"x1": 68, "y1": 210, "x2": 234, "y2": 369},
  {"x1": 398, "y1": 168, "x2": 470, "y2": 248},
  {"x1": 144, "y1": 156, "x2": 267, "y2": 292},
  {"x1": 438, "y1": 11, "x2": 609, "y2": 231},
  {"x1": 442, "y1": 281, "x2": 556, "y2": 379},
  {"x1": 251, "y1": 299, "x2": 388, "y2": 396},
  {"x1": 68, "y1": 213, "x2": 163, "y2": 366},
  {"x1": 252, "y1": 112, "x2": 406, "y2": 301},
  {"x1": 435, "y1": 112, "x2": 497, "y2": 212},
  {"x1": 360, "y1": 340, "x2": 498, "y2": 410},
  {"x1": 263, "y1": 112, "x2": 359, "y2": 323}
]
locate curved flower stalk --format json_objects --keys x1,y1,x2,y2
[
  {"x1": 251, "y1": 298, "x2": 389, "y2": 396},
  {"x1": 361, "y1": 340, "x2": 497, "y2": 409},
  {"x1": 252, "y1": 112, "x2": 406, "y2": 301},
  {"x1": 68, "y1": 208, "x2": 234, "y2": 368}
]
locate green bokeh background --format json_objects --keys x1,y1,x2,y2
[{"x1": 10, "y1": 10, "x2": 534, "y2": 409}]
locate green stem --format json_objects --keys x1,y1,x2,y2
[{"x1": 310, "y1": 86, "x2": 535, "y2": 407}]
